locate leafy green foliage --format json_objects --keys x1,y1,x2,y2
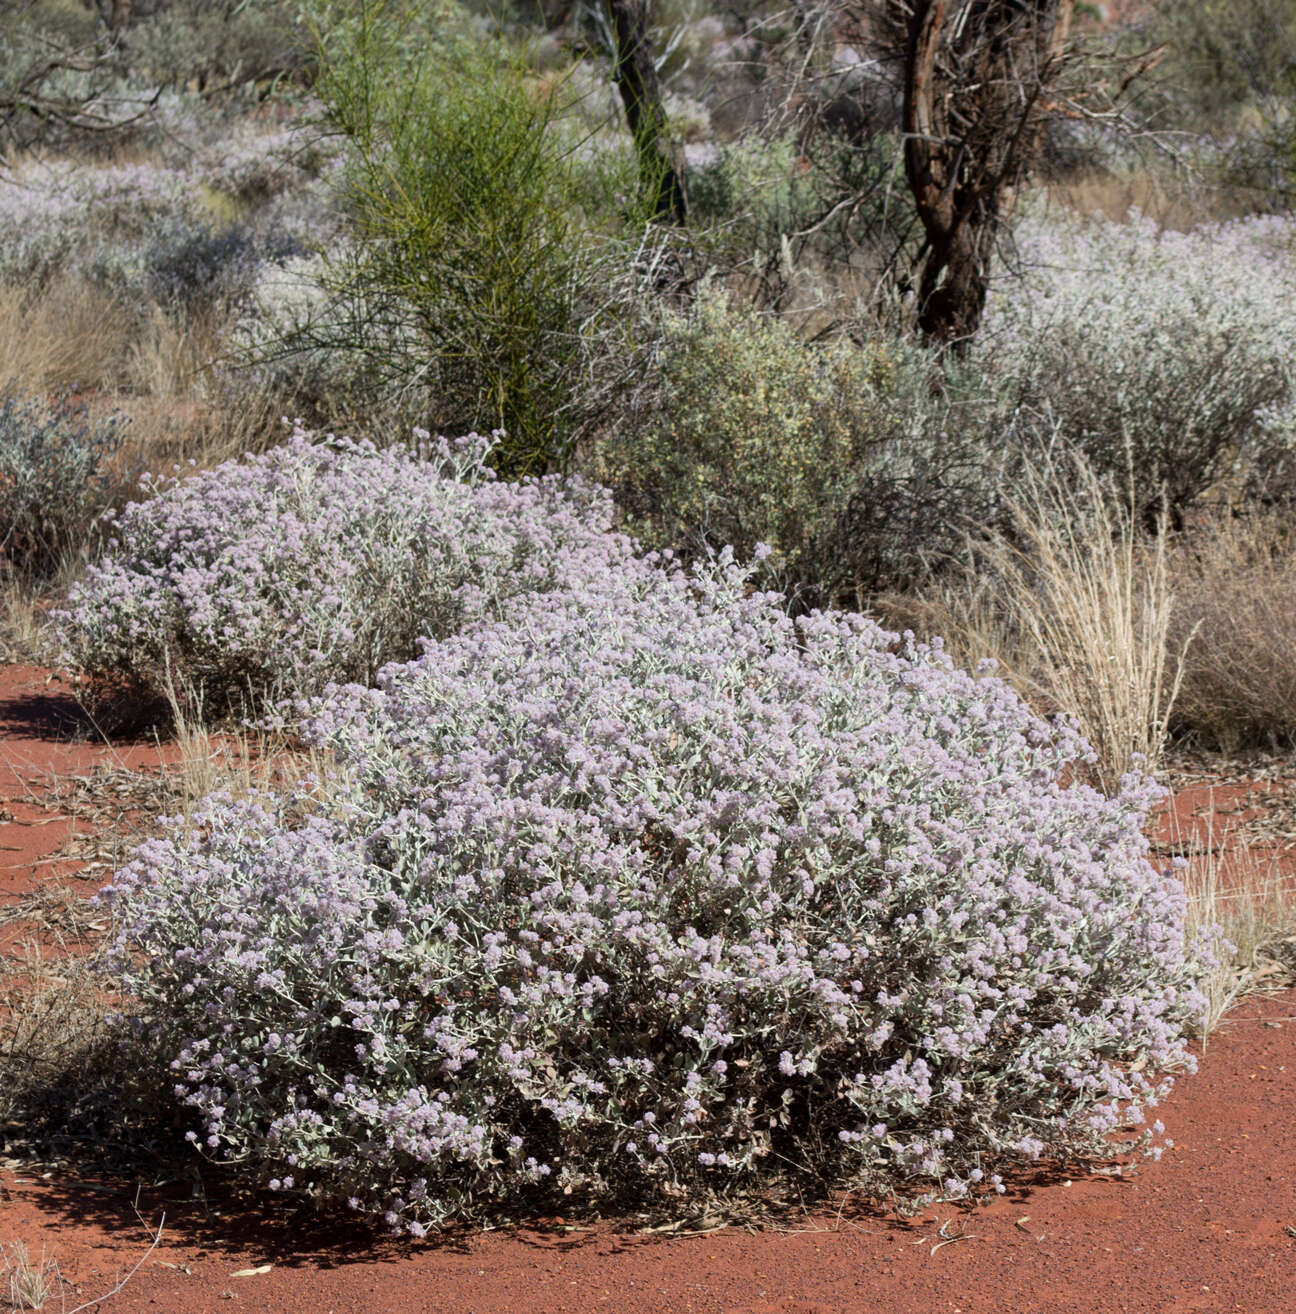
[
  {"x1": 596, "y1": 285, "x2": 1007, "y2": 604},
  {"x1": 308, "y1": 0, "x2": 628, "y2": 474}
]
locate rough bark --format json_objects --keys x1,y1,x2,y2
[
  {"x1": 895, "y1": 0, "x2": 1074, "y2": 343},
  {"x1": 606, "y1": 0, "x2": 688, "y2": 224}
]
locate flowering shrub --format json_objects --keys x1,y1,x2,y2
[
  {"x1": 0, "y1": 160, "x2": 207, "y2": 289},
  {"x1": 58, "y1": 429, "x2": 639, "y2": 715},
  {"x1": 103, "y1": 555, "x2": 1210, "y2": 1231},
  {"x1": 0, "y1": 132, "x2": 335, "y2": 304}
]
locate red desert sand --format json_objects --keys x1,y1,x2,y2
[{"x1": 0, "y1": 664, "x2": 1292, "y2": 1314}]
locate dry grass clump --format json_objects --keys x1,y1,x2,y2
[
  {"x1": 0, "y1": 280, "x2": 130, "y2": 396},
  {"x1": 112, "y1": 378, "x2": 287, "y2": 474},
  {"x1": 879, "y1": 457, "x2": 1190, "y2": 794},
  {"x1": 1043, "y1": 167, "x2": 1252, "y2": 229},
  {"x1": 0, "y1": 943, "x2": 107, "y2": 1126},
  {"x1": 1173, "y1": 822, "x2": 1296, "y2": 1037},
  {"x1": 157, "y1": 676, "x2": 331, "y2": 812},
  {"x1": 0, "y1": 273, "x2": 285, "y2": 470},
  {"x1": 1, "y1": 1242, "x2": 61, "y2": 1312},
  {"x1": 1165, "y1": 509, "x2": 1296, "y2": 752},
  {"x1": 0, "y1": 572, "x2": 64, "y2": 664}
]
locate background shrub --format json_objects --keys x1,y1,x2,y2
[
  {"x1": 144, "y1": 218, "x2": 303, "y2": 310},
  {"x1": 305, "y1": 0, "x2": 635, "y2": 474},
  {"x1": 103, "y1": 556, "x2": 1209, "y2": 1233},
  {"x1": 1141, "y1": 0, "x2": 1296, "y2": 206},
  {"x1": 0, "y1": 160, "x2": 207, "y2": 291},
  {"x1": 0, "y1": 387, "x2": 128, "y2": 579},
  {"x1": 126, "y1": 0, "x2": 310, "y2": 94},
  {"x1": 57, "y1": 427, "x2": 641, "y2": 717},
  {"x1": 982, "y1": 209, "x2": 1296, "y2": 525},
  {"x1": 595, "y1": 285, "x2": 1010, "y2": 605}
]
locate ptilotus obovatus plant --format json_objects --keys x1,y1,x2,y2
[
  {"x1": 102, "y1": 551, "x2": 1213, "y2": 1234},
  {"x1": 57, "y1": 427, "x2": 642, "y2": 719}
]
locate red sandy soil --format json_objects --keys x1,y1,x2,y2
[
  {"x1": 0, "y1": 664, "x2": 1293, "y2": 1314},
  {"x1": 0, "y1": 666, "x2": 188, "y2": 963}
]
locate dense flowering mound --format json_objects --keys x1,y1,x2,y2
[
  {"x1": 103, "y1": 558, "x2": 1210, "y2": 1232},
  {"x1": 58, "y1": 429, "x2": 639, "y2": 715}
]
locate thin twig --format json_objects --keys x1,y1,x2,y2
[{"x1": 61, "y1": 1213, "x2": 165, "y2": 1314}]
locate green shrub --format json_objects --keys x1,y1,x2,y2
[
  {"x1": 1148, "y1": 0, "x2": 1296, "y2": 125},
  {"x1": 1140, "y1": 1, "x2": 1296, "y2": 203},
  {"x1": 684, "y1": 126, "x2": 916, "y2": 313},
  {"x1": 305, "y1": 0, "x2": 629, "y2": 474},
  {"x1": 595, "y1": 285, "x2": 1007, "y2": 604},
  {"x1": 126, "y1": 0, "x2": 309, "y2": 92},
  {"x1": 688, "y1": 134, "x2": 818, "y2": 237}
]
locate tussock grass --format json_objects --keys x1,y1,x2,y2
[
  {"x1": 1043, "y1": 167, "x2": 1248, "y2": 229},
  {"x1": 1169, "y1": 809, "x2": 1296, "y2": 1038},
  {"x1": 0, "y1": 938, "x2": 109, "y2": 1138},
  {"x1": 0, "y1": 280, "x2": 128, "y2": 396},
  {"x1": 0, "y1": 574, "x2": 58, "y2": 665},
  {"x1": 881, "y1": 456, "x2": 1191, "y2": 794},
  {"x1": 0, "y1": 546, "x2": 94, "y2": 665},
  {"x1": 126, "y1": 302, "x2": 227, "y2": 400},
  {"x1": 112, "y1": 380, "x2": 286, "y2": 477},
  {"x1": 159, "y1": 675, "x2": 327, "y2": 814},
  {"x1": 2, "y1": 1228, "x2": 161, "y2": 1312},
  {"x1": 1, "y1": 1242, "x2": 60, "y2": 1312},
  {"x1": 0, "y1": 270, "x2": 287, "y2": 666},
  {"x1": 1166, "y1": 509, "x2": 1296, "y2": 751}
]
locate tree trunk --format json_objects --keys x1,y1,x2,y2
[
  {"x1": 917, "y1": 221, "x2": 996, "y2": 342},
  {"x1": 898, "y1": 0, "x2": 1074, "y2": 345},
  {"x1": 606, "y1": 0, "x2": 687, "y2": 224}
]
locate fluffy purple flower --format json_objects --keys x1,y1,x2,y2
[{"x1": 102, "y1": 544, "x2": 1210, "y2": 1234}]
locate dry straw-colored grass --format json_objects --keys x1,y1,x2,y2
[
  {"x1": 0, "y1": 940, "x2": 107, "y2": 1131},
  {"x1": 0, "y1": 271, "x2": 285, "y2": 469},
  {"x1": 1, "y1": 1242, "x2": 60, "y2": 1312},
  {"x1": 1044, "y1": 166, "x2": 1255, "y2": 230},
  {"x1": 1167, "y1": 802, "x2": 1296, "y2": 1039},
  {"x1": 882, "y1": 456, "x2": 1192, "y2": 794},
  {"x1": 0, "y1": 574, "x2": 58, "y2": 664},
  {"x1": 157, "y1": 673, "x2": 329, "y2": 814},
  {"x1": 0, "y1": 279, "x2": 131, "y2": 396},
  {"x1": 1165, "y1": 508, "x2": 1296, "y2": 752},
  {"x1": 0, "y1": 276, "x2": 229, "y2": 400}
]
